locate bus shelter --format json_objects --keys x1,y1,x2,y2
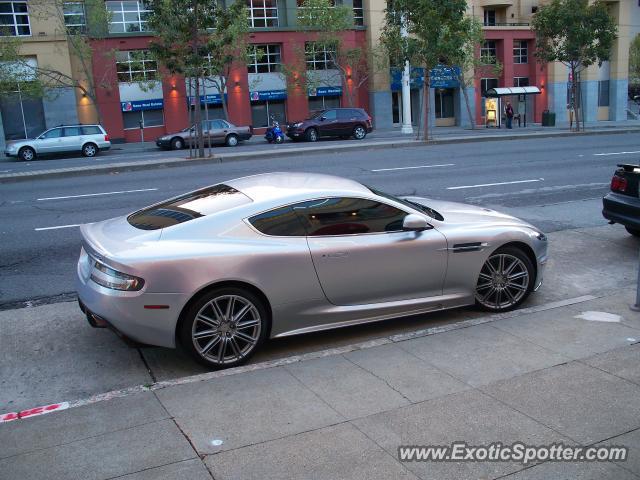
[{"x1": 484, "y1": 86, "x2": 541, "y2": 128}]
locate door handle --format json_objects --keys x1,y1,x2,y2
[{"x1": 323, "y1": 252, "x2": 348, "y2": 258}]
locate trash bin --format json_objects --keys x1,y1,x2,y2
[{"x1": 542, "y1": 110, "x2": 556, "y2": 127}]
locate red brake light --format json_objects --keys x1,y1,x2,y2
[
  {"x1": 104, "y1": 134, "x2": 110, "y2": 142},
  {"x1": 611, "y1": 175, "x2": 627, "y2": 193}
]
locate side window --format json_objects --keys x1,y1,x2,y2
[
  {"x1": 249, "y1": 206, "x2": 308, "y2": 236},
  {"x1": 337, "y1": 109, "x2": 352, "y2": 120},
  {"x1": 293, "y1": 198, "x2": 408, "y2": 236},
  {"x1": 212, "y1": 120, "x2": 226, "y2": 129},
  {"x1": 81, "y1": 126, "x2": 101, "y2": 135},
  {"x1": 41, "y1": 128, "x2": 63, "y2": 139},
  {"x1": 64, "y1": 127, "x2": 81, "y2": 137},
  {"x1": 322, "y1": 110, "x2": 337, "y2": 120}
]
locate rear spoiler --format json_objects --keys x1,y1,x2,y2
[{"x1": 617, "y1": 164, "x2": 640, "y2": 173}]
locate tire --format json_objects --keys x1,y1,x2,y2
[
  {"x1": 474, "y1": 246, "x2": 534, "y2": 312},
  {"x1": 626, "y1": 226, "x2": 640, "y2": 237},
  {"x1": 18, "y1": 146, "x2": 35, "y2": 161},
  {"x1": 179, "y1": 287, "x2": 269, "y2": 370},
  {"x1": 225, "y1": 134, "x2": 239, "y2": 147},
  {"x1": 171, "y1": 137, "x2": 184, "y2": 150},
  {"x1": 353, "y1": 125, "x2": 367, "y2": 140},
  {"x1": 274, "y1": 135, "x2": 284, "y2": 144},
  {"x1": 82, "y1": 143, "x2": 98, "y2": 157},
  {"x1": 305, "y1": 128, "x2": 318, "y2": 142}
]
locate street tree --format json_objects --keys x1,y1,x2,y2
[
  {"x1": 0, "y1": 0, "x2": 113, "y2": 123},
  {"x1": 532, "y1": 0, "x2": 617, "y2": 132},
  {"x1": 629, "y1": 34, "x2": 640, "y2": 98},
  {"x1": 147, "y1": 0, "x2": 249, "y2": 157},
  {"x1": 381, "y1": 0, "x2": 471, "y2": 140}
]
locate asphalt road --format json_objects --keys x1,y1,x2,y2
[{"x1": 0, "y1": 131, "x2": 637, "y2": 306}]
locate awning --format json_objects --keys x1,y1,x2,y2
[{"x1": 485, "y1": 86, "x2": 541, "y2": 97}]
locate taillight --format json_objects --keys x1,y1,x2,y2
[
  {"x1": 104, "y1": 134, "x2": 110, "y2": 142},
  {"x1": 611, "y1": 175, "x2": 627, "y2": 193}
]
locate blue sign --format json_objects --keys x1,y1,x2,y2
[
  {"x1": 309, "y1": 86, "x2": 343, "y2": 97},
  {"x1": 250, "y1": 89, "x2": 287, "y2": 101},
  {"x1": 390, "y1": 67, "x2": 425, "y2": 91},
  {"x1": 188, "y1": 94, "x2": 227, "y2": 105},
  {"x1": 430, "y1": 65, "x2": 461, "y2": 88},
  {"x1": 121, "y1": 99, "x2": 164, "y2": 112}
]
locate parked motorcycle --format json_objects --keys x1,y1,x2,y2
[{"x1": 264, "y1": 115, "x2": 285, "y2": 144}]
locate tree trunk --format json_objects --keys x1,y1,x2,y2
[
  {"x1": 423, "y1": 72, "x2": 431, "y2": 142},
  {"x1": 188, "y1": 79, "x2": 194, "y2": 158},
  {"x1": 220, "y1": 79, "x2": 230, "y2": 121},
  {"x1": 459, "y1": 72, "x2": 475, "y2": 129},
  {"x1": 571, "y1": 65, "x2": 579, "y2": 133}
]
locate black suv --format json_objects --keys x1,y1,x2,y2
[{"x1": 286, "y1": 108, "x2": 373, "y2": 142}]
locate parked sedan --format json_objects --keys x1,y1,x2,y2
[
  {"x1": 156, "y1": 119, "x2": 252, "y2": 150},
  {"x1": 77, "y1": 172, "x2": 547, "y2": 369},
  {"x1": 603, "y1": 163, "x2": 640, "y2": 236},
  {"x1": 286, "y1": 108, "x2": 373, "y2": 142},
  {"x1": 4, "y1": 124, "x2": 111, "y2": 161}
]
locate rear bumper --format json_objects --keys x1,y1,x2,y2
[
  {"x1": 602, "y1": 192, "x2": 640, "y2": 230},
  {"x1": 238, "y1": 133, "x2": 252, "y2": 141}
]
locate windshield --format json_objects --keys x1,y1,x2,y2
[
  {"x1": 368, "y1": 187, "x2": 444, "y2": 221},
  {"x1": 310, "y1": 110, "x2": 327, "y2": 119}
]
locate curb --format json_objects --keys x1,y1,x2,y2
[
  {"x1": 1, "y1": 127, "x2": 639, "y2": 184},
  {"x1": 0, "y1": 294, "x2": 598, "y2": 424}
]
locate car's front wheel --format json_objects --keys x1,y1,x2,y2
[
  {"x1": 18, "y1": 146, "x2": 35, "y2": 161},
  {"x1": 179, "y1": 287, "x2": 269, "y2": 369},
  {"x1": 625, "y1": 226, "x2": 640, "y2": 237},
  {"x1": 305, "y1": 128, "x2": 318, "y2": 142},
  {"x1": 475, "y1": 246, "x2": 534, "y2": 312},
  {"x1": 82, "y1": 143, "x2": 98, "y2": 157},
  {"x1": 171, "y1": 137, "x2": 184, "y2": 150}
]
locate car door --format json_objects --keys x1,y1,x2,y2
[
  {"x1": 210, "y1": 119, "x2": 228, "y2": 144},
  {"x1": 317, "y1": 109, "x2": 340, "y2": 137},
  {"x1": 61, "y1": 126, "x2": 82, "y2": 153},
  {"x1": 293, "y1": 197, "x2": 448, "y2": 306},
  {"x1": 336, "y1": 109, "x2": 357, "y2": 135},
  {"x1": 35, "y1": 128, "x2": 64, "y2": 153}
]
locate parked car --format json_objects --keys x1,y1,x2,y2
[
  {"x1": 602, "y1": 163, "x2": 640, "y2": 237},
  {"x1": 77, "y1": 172, "x2": 547, "y2": 370},
  {"x1": 286, "y1": 108, "x2": 373, "y2": 142},
  {"x1": 4, "y1": 124, "x2": 111, "y2": 161},
  {"x1": 156, "y1": 119, "x2": 252, "y2": 150}
]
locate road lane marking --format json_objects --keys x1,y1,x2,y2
[
  {"x1": 371, "y1": 163, "x2": 454, "y2": 172},
  {"x1": 594, "y1": 151, "x2": 640, "y2": 156},
  {"x1": 447, "y1": 179, "x2": 544, "y2": 190},
  {"x1": 35, "y1": 224, "x2": 81, "y2": 231},
  {"x1": 37, "y1": 188, "x2": 158, "y2": 201}
]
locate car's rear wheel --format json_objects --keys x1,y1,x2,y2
[
  {"x1": 179, "y1": 287, "x2": 269, "y2": 369},
  {"x1": 225, "y1": 134, "x2": 238, "y2": 147},
  {"x1": 82, "y1": 143, "x2": 97, "y2": 157},
  {"x1": 625, "y1": 226, "x2": 640, "y2": 237},
  {"x1": 475, "y1": 246, "x2": 534, "y2": 312},
  {"x1": 305, "y1": 128, "x2": 318, "y2": 142},
  {"x1": 171, "y1": 137, "x2": 184, "y2": 150},
  {"x1": 353, "y1": 125, "x2": 367, "y2": 140},
  {"x1": 18, "y1": 146, "x2": 35, "y2": 161}
]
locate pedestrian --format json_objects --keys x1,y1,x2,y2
[{"x1": 505, "y1": 102, "x2": 514, "y2": 129}]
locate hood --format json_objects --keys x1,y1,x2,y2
[
  {"x1": 80, "y1": 216, "x2": 161, "y2": 261},
  {"x1": 6, "y1": 138, "x2": 32, "y2": 146},
  {"x1": 403, "y1": 196, "x2": 534, "y2": 228}
]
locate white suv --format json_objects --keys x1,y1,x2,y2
[{"x1": 4, "y1": 124, "x2": 111, "y2": 161}]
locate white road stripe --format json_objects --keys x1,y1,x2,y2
[
  {"x1": 447, "y1": 179, "x2": 544, "y2": 190},
  {"x1": 35, "y1": 224, "x2": 81, "y2": 231},
  {"x1": 372, "y1": 163, "x2": 454, "y2": 172},
  {"x1": 37, "y1": 188, "x2": 158, "y2": 201},
  {"x1": 594, "y1": 151, "x2": 640, "y2": 157}
]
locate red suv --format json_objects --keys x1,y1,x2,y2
[{"x1": 286, "y1": 108, "x2": 373, "y2": 142}]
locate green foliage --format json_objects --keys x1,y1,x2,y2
[{"x1": 629, "y1": 34, "x2": 640, "y2": 86}]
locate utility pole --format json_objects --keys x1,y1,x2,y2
[{"x1": 400, "y1": 16, "x2": 413, "y2": 135}]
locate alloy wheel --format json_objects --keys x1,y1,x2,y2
[
  {"x1": 475, "y1": 253, "x2": 530, "y2": 310},
  {"x1": 353, "y1": 126, "x2": 366, "y2": 139},
  {"x1": 83, "y1": 144, "x2": 97, "y2": 157},
  {"x1": 191, "y1": 294, "x2": 262, "y2": 366},
  {"x1": 20, "y1": 148, "x2": 34, "y2": 161}
]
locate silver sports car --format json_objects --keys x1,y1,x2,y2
[{"x1": 77, "y1": 172, "x2": 548, "y2": 369}]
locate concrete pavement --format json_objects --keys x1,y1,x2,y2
[{"x1": 1, "y1": 224, "x2": 639, "y2": 479}]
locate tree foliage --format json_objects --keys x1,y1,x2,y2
[
  {"x1": 532, "y1": 0, "x2": 617, "y2": 131},
  {"x1": 629, "y1": 34, "x2": 640, "y2": 88}
]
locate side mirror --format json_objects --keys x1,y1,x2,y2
[
  {"x1": 320, "y1": 116, "x2": 326, "y2": 121},
  {"x1": 402, "y1": 214, "x2": 430, "y2": 232}
]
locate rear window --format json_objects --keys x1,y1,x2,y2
[
  {"x1": 82, "y1": 126, "x2": 102, "y2": 135},
  {"x1": 127, "y1": 184, "x2": 251, "y2": 230}
]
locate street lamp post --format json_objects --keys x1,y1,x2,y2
[
  {"x1": 632, "y1": 246, "x2": 640, "y2": 312},
  {"x1": 400, "y1": 17, "x2": 413, "y2": 135}
]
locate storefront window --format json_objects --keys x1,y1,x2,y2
[
  {"x1": 308, "y1": 95, "x2": 340, "y2": 112},
  {"x1": 190, "y1": 104, "x2": 225, "y2": 123},
  {"x1": 123, "y1": 109, "x2": 164, "y2": 129},
  {"x1": 0, "y1": 85, "x2": 46, "y2": 140},
  {"x1": 435, "y1": 88, "x2": 454, "y2": 119},
  {"x1": 0, "y1": 1, "x2": 30, "y2": 36},
  {"x1": 106, "y1": 1, "x2": 151, "y2": 33},
  {"x1": 251, "y1": 100, "x2": 286, "y2": 127},
  {"x1": 247, "y1": 0, "x2": 278, "y2": 28}
]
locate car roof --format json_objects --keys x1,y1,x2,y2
[{"x1": 225, "y1": 172, "x2": 371, "y2": 203}]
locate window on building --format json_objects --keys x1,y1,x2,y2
[
  {"x1": 513, "y1": 40, "x2": 528, "y2": 64},
  {"x1": 248, "y1": 44, "x2": 281, "y2": 73},
  {"x1": 251, "y1": 99, "x2": 286, "y2": 127},
  {"x1": 116, "y1": 50, "x2": 157, "y2": 82},
  {"x1": 0, "y1": 1, "x2": 30, "y2": 36},
  {"x1": 247, "y1": 0, "x2": 278, "y2": 28},
  {"x1": 0, "y1": 84, "x2": 45, "y2": 139},
  {"x1": 480, "y1": 41, "x2": 497, "y2": 64},
  {"x1": 598, "y1": 80, "x2": 610, "y2": 107},
  {"x1": 190, "y1": 104, "x2": 225, "y2": 123},
  {"x1": 435, "y1": 88, "x2": 454, "y2": 119},
  {"x1": 308, "y1": 95, "x2": 340, "y2": 112},
  {"x1": 353, "y1": 0, "x2": 364, "y2": 26},
  {"x1": 63, "y1": 2, "x2": 85, "y2": 33},
  {"x1": 306, "y1": 43, "x2": 336, "y2": 70},
  {"x1": 123, "y1": 109, "x2": 164, "y2": 129},
  {"x1": 106, "y1": 1, "x2": 151, "y2": 33},
  {"x1": 483, "y1": 9, "x2": 496, "y2": 26},
  {"x1": 513, "y1": 77, "x2": 529, "y2": 87},
  {"x1": 480, "y1": 78, "x2": 498, "y2": 97},
  {"x1": 292, "y1": 197, "x2": 408, "y2": 236}
]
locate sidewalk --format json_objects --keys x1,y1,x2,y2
[
  {"x1": 1, "y1": 225, "x2": 639, "y2": 480},
  {"x1": 2, "y1": 120, "x2": 640, "y2": 183}
]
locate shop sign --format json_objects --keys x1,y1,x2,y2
[
  {"x1": 308, "y1": 86, "x2": 342, "y2": 97},
  {"x1": 121, "y1": 99, "x2": 164, "y2": 112},
  {"x1": 188, "y1": 94, "x2": 227, "y2": 105},
  {"x1": 250, "y1": 90, "x2": 287, "y2": 101},
  {"x1": 390, "y1": 67, "x2": 424, "y2": 91},
  {"x1": 430, "y1": 65, "x2": 461, "y2": 88}
]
